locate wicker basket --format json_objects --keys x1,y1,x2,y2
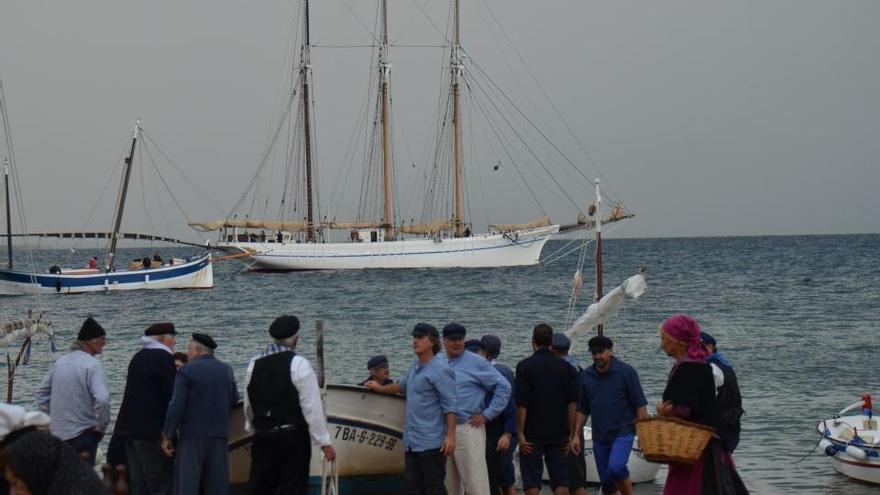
[{"x1": 635, "y1": 417, "x2": 715, "y2": 464}]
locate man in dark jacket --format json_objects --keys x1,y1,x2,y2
[
  {"x1": 515, "y1": 324, "x2": 579, "y2": 495},
  {"x1": 162, "y1": 333, "x2": 239, "y2": 495},
  {"x1": 701, "y1": 331, "x2": 744, "y2": 453},
  {"x1": 113, "y1": 322, "x2": 178, "y2": 495}
]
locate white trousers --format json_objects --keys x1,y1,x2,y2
[{"x1": 445, "y1": 423, "x2": 491, "y2": 495}]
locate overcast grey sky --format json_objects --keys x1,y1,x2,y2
[{"x1": 1, "y1": 0, "x2": 878, "y2": 242}]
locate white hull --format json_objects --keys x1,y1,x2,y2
[
  {"x1": 583, "y1": 427, "x2": 660, "y2": 484},
  {"x1": 229, "y1": 385, "x2": 406, "y2": 485},
  {"x1": 0, "y1": 254, "x2": 213, "y2": 295},
  {"x1": 817, "y1": 404, "x2": 880, "y2": 485},
  {"x1": 219, "y1": 226, "x2": 559, "y2": 270}
]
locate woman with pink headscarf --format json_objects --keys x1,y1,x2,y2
[{"x1": 657, "y1": 314, "x2": 748, "y2": 495}]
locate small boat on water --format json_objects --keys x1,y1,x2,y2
[
  {"x1": 228, "y1": 385, "x2": 406, "y2": 494},
  {"x1": 817, "y1": 394, "x2": 880, "y2": 485},
  {"x1": 0, "y1": 120, "x2": 212, "y2": 295}
]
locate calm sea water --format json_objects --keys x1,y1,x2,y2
[{"x1": 1, "y1": 234, "x2": 878, "y2": 494}]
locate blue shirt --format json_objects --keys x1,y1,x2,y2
[
  {"x1": 577, "y1": 356, "x2": 647, "y2": 443},
  {"x1": 443, "y1": 351, "x2": 511, "y2": 424},
  {"x1": 34, "y1": 348, "x2": 111, "y2": 441},
  {"x1": 399, "y1": 354, "x2": 457, "y2": 452}
]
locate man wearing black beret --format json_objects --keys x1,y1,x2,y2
[
  {"x1": 34, "y1": 317, "x2": 110, "y2": 465},
  {"x1": 243, "y1": 315, "x2": 336, "y2": 494},
  {"x1": 112, "y1": 322, "x2": 177, "y2": 494},
  {"x1": 358, "y1": 355, "x2": 393, "y2": 387},
  {"x1": 162, "y1": 332, "x2": 239, "y2": 495}
]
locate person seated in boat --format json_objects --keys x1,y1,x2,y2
[
  {"x1": 87, "y1": 257, "x2": 98, "y2": 269},
  {"x1": 48, "y1": 265, "x2": 62, "y2": 274},
  {"x1": 152, "y1": 252, "x2": 164, "y2": 266},
  {"x1": 358, "y1": 355, "x2": 393, "y2": 386},
  {"x1": 142, "y1": 256, "x2": 152, "y2": 269}
]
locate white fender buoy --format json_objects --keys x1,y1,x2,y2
[
  {"x1": 845, "y1": 445, "x2": 868, "y2": 461},
  {"x1": 819, "y1": 439, "x2": 836, "y2": 456}
]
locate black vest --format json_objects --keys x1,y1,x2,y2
[
  {"x1": 247, "y1": 351, "x2": 308, "y2": 431},
  {"x1": 714, "y1": 361, "x2": 744, "y2": 427}
]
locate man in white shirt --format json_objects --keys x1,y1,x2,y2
[
  {"x1": 244, "y1": 315, "x2": 336, "y2": 494},
  {"x1": 34, "y1": 317, "x2": 110, "y2": 465}
]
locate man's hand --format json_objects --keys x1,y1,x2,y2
[
  {"x1": 441, "y1": 433, "x2": 456, "y2": 457},
  {"x1": 364, "y1": 380, "x2": 378, "y2": 390},
  {"x1": 656, "y1": 400, "x2": 672, "y2": 416},
  {"x1": 161, "y1": 436, "x2": 175, "y2": 458},
  {"x1": 90, "y1": 427, "x2": 105, "y2": 442},
  {"x1": 468, "y1": 414, "x2": 487, "y2": 427},
  {"x1": 496, "y1": 433, "x2": 511, "y2": 453},
  {"x1": 518, "y1": 433, "x2": 534, "y2": 455},
  {"x1": 321, "y1": 445, "x2": 337, "y2": 461},
  {"x1": 569, "y1": 435, "x2": 581, "y2": 455}
]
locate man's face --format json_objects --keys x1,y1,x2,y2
[
  {"x1": 164, "y1": 334, "x2": 176, "y2": 350},
  {"x1": 412, "y1": 335, "x2": 432, "y2": 355},
  {"x1": 86, "y1": 336, "x2": 107, "y2": 355},
  {"x1": 444, "y1": 337, "x2": 465, "y2": 358},
  {"x1": 370, "y1": 365, "x2": 390, "y2": 382},
  {"x1": 187, "y1": 340, "x2": 199, "y2": 360},
  {"x1": 592, "y1": 348, "x2": 612, "y2": 370}
]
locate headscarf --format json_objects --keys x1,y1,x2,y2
[
  {"x1": 661, "y1": 314, "x2": 709, "y2": 363},
  {"x1": 4, "y1": 430, "x2": 104, "y2": 495}
]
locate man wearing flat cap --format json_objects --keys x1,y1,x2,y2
[
  {"x1": 367, "y1": 322, "x2": 456, "y2": 495},
  {"x1": 571, "y1": 335, "x2": 648, "y2": 495},
  {"x1": 550, "y1": 333, "x2": 587, "y2": 495},
  {"x1": 163, "y1": 332, "x2": 239, "y2": 495},
  {"x1": 113, "y1": 322, "x2": 178, "y2": 495},
  {"x1": 244, "y1": 315, "x2": 336, "y2": 494},
  {"x1": 359, "y1": 355, "x2": 393, "y2": 387},
  {"x1": 441, "y1": 322, "x2": 511, "y2": 495},
  {"x1": 35, "y1": 317, "x2": 110, "y2": 465}
]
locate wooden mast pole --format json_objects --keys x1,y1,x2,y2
[
  {"x1": 380, "y1": 0, "x2": 393, "y2": 240},
  {"x1": 302, "y1": 0, "x2": 317, "y2": 242},
  {"x1": 451, "y1": 0, "x2": 464, "y2": 238},
  {"x1": 3, "y1": 159, "x2": 11, "y2": 269},
  {"x1": 595, "y1": 179, "x2": 604, "y2": 336},
  {"x1": 106, "y1": 120, "x2": 139, "y2": 272}
]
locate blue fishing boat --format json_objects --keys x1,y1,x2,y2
[{"x1": 0, "y1": 120, "x2": 213, "y2": 295}]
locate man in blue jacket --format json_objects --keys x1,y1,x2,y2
[
  {"x1": 114, "y1": 322, "x2": 178, "y2": 495},
  {"x1": 162, "y1": 333, "x2": 239, "y2": 495}
]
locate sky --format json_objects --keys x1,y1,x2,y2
[{"x1": 1, "y1": 0, "x2": 878, "y2": 242}]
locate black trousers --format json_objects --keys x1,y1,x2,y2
[
  {"x1": 485, "y1": 430, "x2": 504, "y2": 495},
  {"x1": 404, "y1": 449, "x2": 447, "y2": 495},
  {"x1": 249, "y1": 429, "x2": 311, "y2": 495}
]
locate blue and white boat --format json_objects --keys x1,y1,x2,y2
[
  {"x1": 228, "y1": 384, "x2": 406, "y2": 494},
  {"x1": 817, "y1": 395, "x2": 880, "y2": 485},
  {"x1": 0, "y1": 120, "x2": 213, "y2": 295}
]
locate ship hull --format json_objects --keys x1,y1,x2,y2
[
  {"x1": 220, "y1": 226, "x2": 559, "y2": 271},
  {"x1": 0, "y1": 254, "x2": 213, "y2": 295}
]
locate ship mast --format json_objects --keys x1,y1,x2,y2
[
  {"x1": 301, "y1": 0, "x2": 317, "y2": 242},
  {"x1": 451, "y1": 0, "x2": 464, "y2": 237},
  {"x1": 595, "y1": 179, "x2": 604, "y2": 336},
  {"x1": 380, "y1": 0, "x2": 393, "y2": 239},
  {"x1": 3, "y1": 160, "x2": 11, "y2": 269},
  {"x1": 106, "y1": 120, "x2": 139, "y2": 272}
]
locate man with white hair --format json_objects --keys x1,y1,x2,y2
[
  {"x1": 244, "y1": 315, "x2": 336, "y2": 495},
  {"x1": 113, "y1": 322, "x2": 178, "y2": 495},
  {"x1": 162, "y1": 333, "x2": 239, "y2": 495}
]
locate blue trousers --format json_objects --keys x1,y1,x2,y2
[
  {"x1": 592, "y1": 434, "x2": 633, "y2": 494},
  {"x1": 65, "y1": 430, "x2": 100, "y2": 466},
  {"x1": 174, "y1": 437, "x2": 228, "y2": 495}
]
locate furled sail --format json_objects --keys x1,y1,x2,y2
[
  {"x1": 326, "y1": 221, "x2": 384, "y2": 230},
  {"x1": 564, "y1": 271, "x2": 647, "y2": 346},
  {"x1": 489, "y1": 216, "x2": 552, "y2": 232},
  {"x1": 398, "y1": 219, "x2": 454, "y2": 235},
  {"x1": 189, "y1": 220, "x2": 310, "y2": 232}
]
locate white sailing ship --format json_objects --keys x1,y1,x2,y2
[{"x1": 192, "y1": 0, "x2": 630, "y2": 271}]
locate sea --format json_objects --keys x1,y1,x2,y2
[{"x1": 1, "y1": 233, "x2": 878, "y2": 494}]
